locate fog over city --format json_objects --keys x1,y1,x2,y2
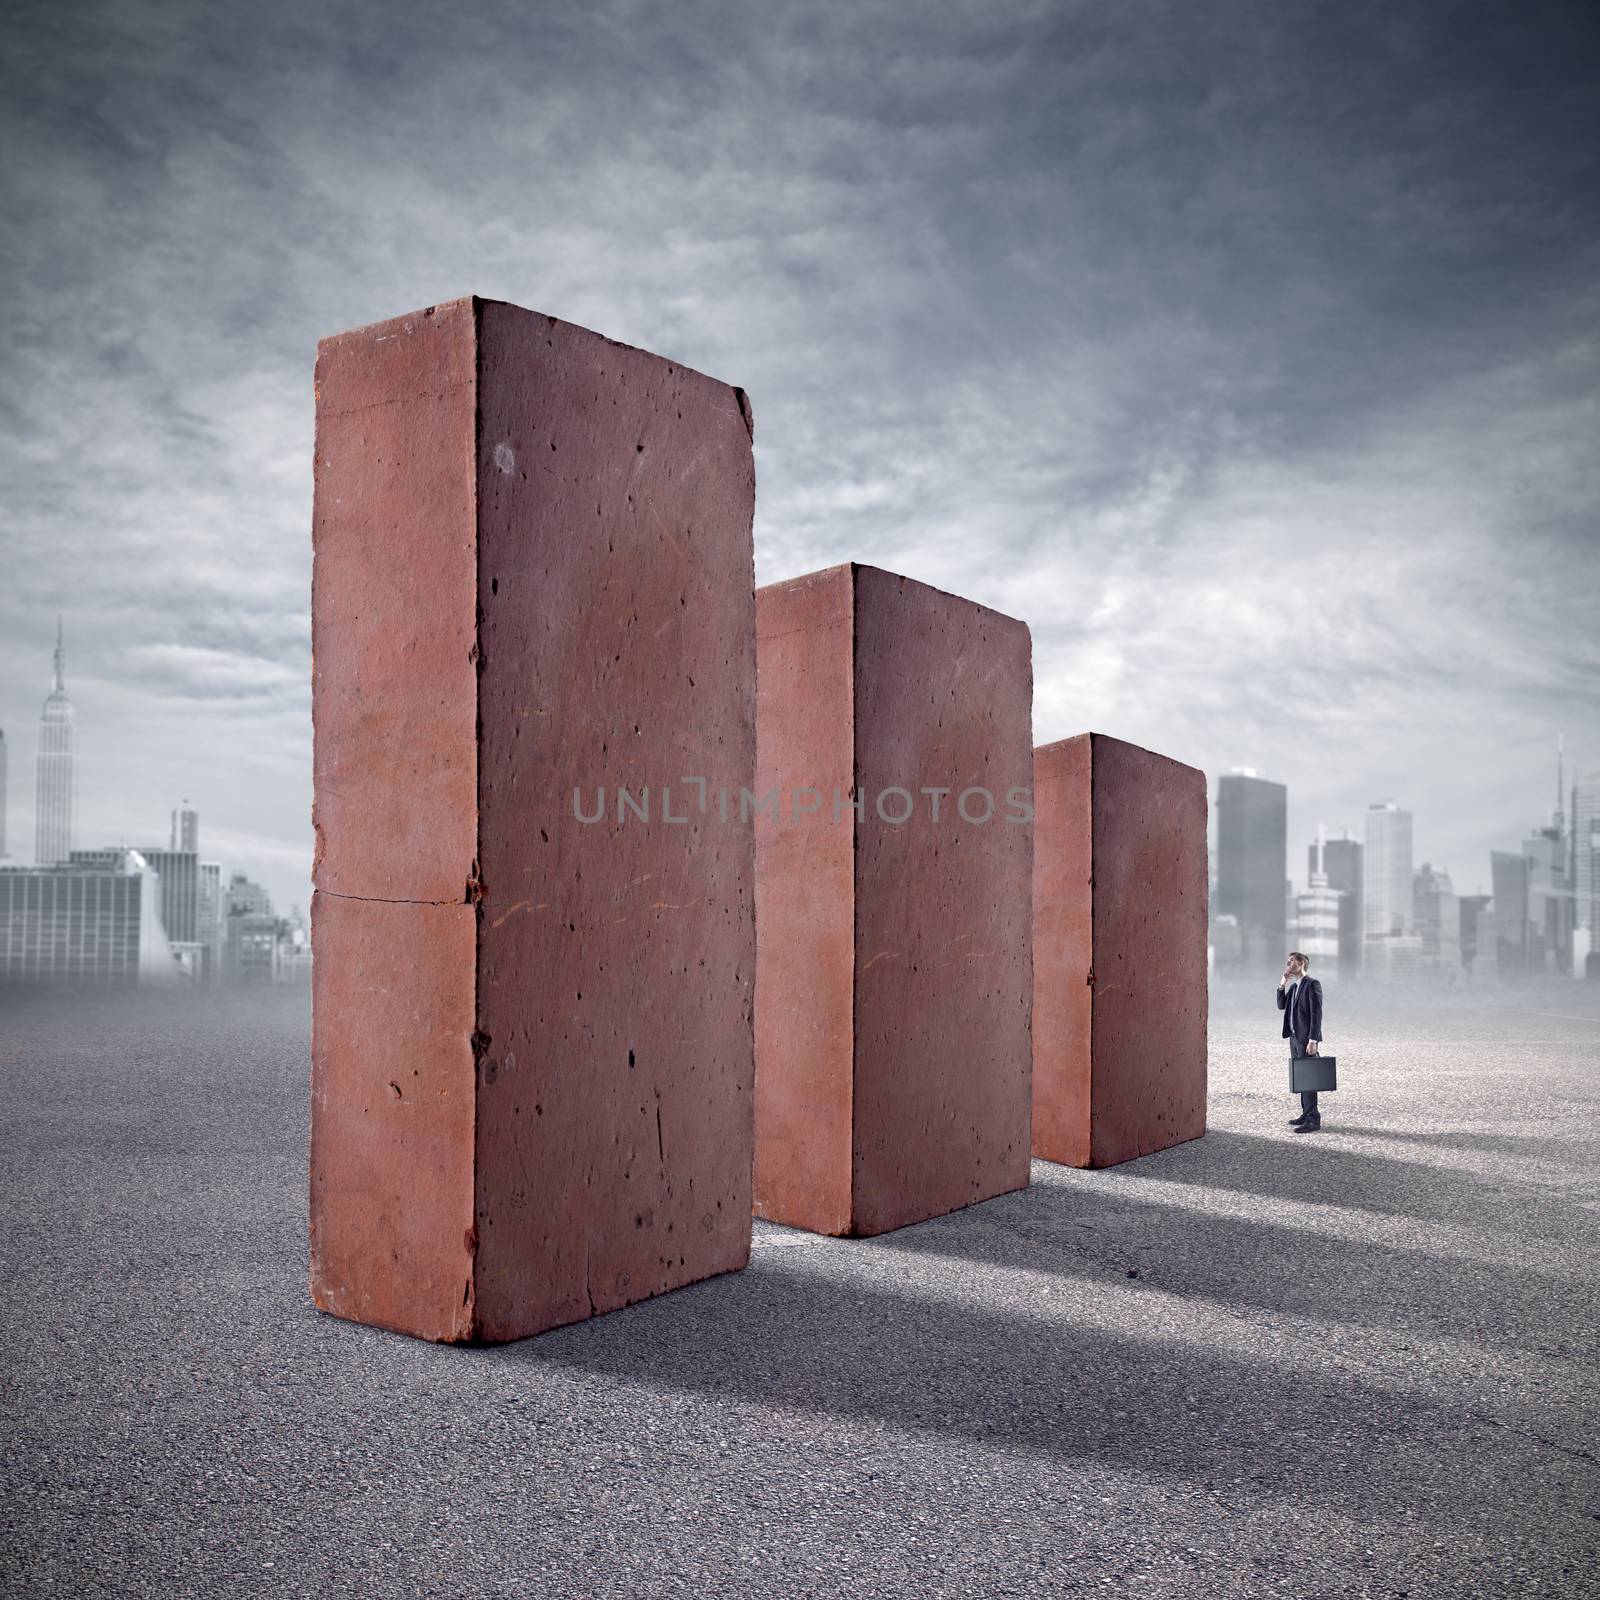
[{"x1": 3, "y1": 0, "x2": 1597, "y2": 941}]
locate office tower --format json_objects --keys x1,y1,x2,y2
[
  {"x1": 223, "y1": 872, "x2": 279, "y2": 983},
  {"x1": 197, "y1": 862, "x2": 222, "y2": 933},
  {"x1": 224, "y1": 871, "x2": 272, "y2": 918},
  {"x1": 1555, "y1": 733, "x2": 1567, "y2": 858},
  {"x1": 1292, "y1": 825, "x2": 1341, "y2": 974},
  {"x1": 1459, "y1": 893, "x2": 1494, "y2": 977},
  {"x1": 1215, "y1": 768, "x2": 1287, "y2": 971},
  {"x1": 1570, "y1": 768, "x2": 1600, "y2": 974},
  {"x1": 1473, "y1": 903, "x2": 1500, "y2": 981},
  {"x1": 0, "y1": 725, "x2": 7, "y2": 858},
  {"x1": 1491, "y1": 850, "x2": 1531, "y2": 978},
  {"x1": 0, "y1": 850, "x2": 175, "y2": 986},
  {"x1": 1477, "y1": 741, "x2": 1578, "y2": 978},
  {"x1": 72, "y1": 845, "x2": 199, "y2": 946},
  {"x1": 1316, "y1": 830, "x2": 1363, "y2": 976},
  {"x1": 1414, "y1": 862, "x2": 1461, "y2": 976},
  {"x1": 1533, "y1": 734, "x2": 1583, "y2": 979},
  {"x1": 1363, "y1": 799, "x2": 1413, "y2": 938},
  {"x1": 140, "y1": 850, "x2": 199, "y2": 945},
  {"x1": 73, "y1": 839, "x2": 206, "y2": 973},
  {"x1": 198, "y1": 861, "x2": 223, "y2": 981},
  {"x1": 170, "y1": 803, "x2": 199, "y2": 853},
  {"x1": 1522, "y1": 823, "x2": 1573, "y2": 976},
  {"x1": 35, "y1": 620, "x2": 76, "y2": 865}
]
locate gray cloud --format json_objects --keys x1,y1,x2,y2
[{"x1": 2, "y1": 0, "x2": 1597, "y2": 910}]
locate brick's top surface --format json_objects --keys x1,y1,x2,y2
[
  {"x1": 851, "y1": 563, "x2": 1029, "y2": 637},
  {"x1": 755, "y1": 563, "x2": 853, "y2": 616},
  {"x1": 316, "y1": 296, "x2": 475, "y2": 352},
  {"x1": 314, "y1": 298, "x2": 477, "y2": 422},
  {"x1": 1036, "y1": 730, "x2": 1203, "y2": 781},
  {"x1": 1035, "y1": 732, "x2": 1089, "y2": 762},
  {"x1": 477, "y1": 299, "x2": 753, "y2": 428},
  {"x1": 758, "y1": 564, "x2": 1029, "y2": 642},
  {"x1": 1034, "y1": 733, "x2": 1090, "y2": 790},
  {"x1": 317, "y1": 296, "x2": 751, "y2": 431}
]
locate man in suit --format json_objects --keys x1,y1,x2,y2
[{"x1": 1278, "y1": 951, "x2": 1325, "y2": 1132}]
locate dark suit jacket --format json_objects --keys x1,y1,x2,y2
[{"x1": 1277, "y1": 977, "x2": 1323, "y2": 1045}]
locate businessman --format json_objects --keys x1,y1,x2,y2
[{"x1": 1278, "y1": 951, "x2": 1324, "y2": 1132}]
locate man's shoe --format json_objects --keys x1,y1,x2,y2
[
  {"x1": 1289, "y1": 1112, "x2": 1310, "y2": 1126},
  {"x1": 1292, "y1": 1117, "x2": 1322, "y2": 1134}
]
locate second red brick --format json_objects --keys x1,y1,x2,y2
[{"x1": 754, "y1": 564, "x2": 1033, "y2": 1236}]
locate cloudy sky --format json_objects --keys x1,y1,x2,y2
[{"x1": 2, "y1": 0, "x2": 1597, "y2": 914}]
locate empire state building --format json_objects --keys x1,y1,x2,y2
[{"x1": 36, "y1": 619, "x2": 75, "y2": 865}]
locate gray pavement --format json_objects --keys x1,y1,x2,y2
[{"x1": 1, "y1": 980, "x2": 1597, "y2": 1598}]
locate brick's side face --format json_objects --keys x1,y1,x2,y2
[
  {"x1": 850, "y1": 568, "x2": 1033, "y2": 1235},
  {"x1": 1087, "y1": 735, "x2": 1209, "y2": 1166},
  {"x1": 470, "y1": 302, "x2": 757, "y2": 1340},
  {"x1": 309, "y1": 894, "x2": 477, "y2": 1340},
  {"x1": 309, "y1": 301, "x2": 479, "y2": 1342},
  {"x1": 311, "y1": 300, "x2": 478, "y2": 904},
  {"x1": 1031, "y1": 735, "x2": 1094, "y2": 1167},
  {"x1": 753, "y1": 567, "x2": 855, "y2": 1235}
]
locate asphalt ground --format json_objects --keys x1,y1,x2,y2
[{"x1": 1, "y1": 978, "x2": 1597, "y2": 1598}]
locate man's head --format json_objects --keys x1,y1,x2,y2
[{"x1": 1287, "y1": 951, "x2": 1309, "y2": 977}]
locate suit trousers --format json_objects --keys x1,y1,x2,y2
[{"x1": 1290, "y1": 1035, "x2": 1319, "y2": 1118}]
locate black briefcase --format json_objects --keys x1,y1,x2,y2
[{"x1": 1290, "y1": 1054, "x2": 1337, "y2": 1093}]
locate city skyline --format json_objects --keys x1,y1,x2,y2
[
  {"x1": 1, "y1": 619, "x2": 1586, "y2": 926},
  {"x1": 1207, "y1": 736, "x2": 1593, "y2": 980},
  {"x1": 3, "y1": 592, "x2": 1590, "y2": 920}
]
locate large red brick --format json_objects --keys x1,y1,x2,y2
[
  {"x1": 754, "y1": 564, "x2": 1033, "y2": 1236},
  {"x1": 310, "y1": 297, "x2": 756, "y2": 1342},
  {"x1": 1033, "y1": 733, "x2": 1207, "y2": 1168}
]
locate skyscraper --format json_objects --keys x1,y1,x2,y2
[
  {"x1": 223, "y1": 871, "x2": 279, "y2": 983},
  {"x1": 35, "y1": 620, "x2": 76, "y2": 866},
  {"x1": 1317, "y1": 830, "x2": 1364, "y2": 975},
  {"x1": 170, "y1": 802, "x2": 198, "y2": 853},
  {"x1": 1459, "y1": 892, "x2": 1494, "y2": 978},
  {"x1": 1414, "y1": 862, "x2": 1461, "y2": 976},
  {"x1": 1522, "y1": 823, "x2": 1573, "y2": 976},
  {"x1": 1363, "y1": 799, "x2": 1413, "y2": 939},
  {"x1": 0, "y1": 849, "x2": 174, "y2": 987},
  {"x1": 72, "y1": 846, "x2": 200, "y2": 946},
  {"x1": 1491, "y1": 849, "x2": 1531, "y2": 978},
  {"x1": 1292, "y1": 826, "x2": 1341, "y2": 974},
  {"x1": 198, "y1": 860, "x2": 223, "y2": 981},
  {"x1": 1571, "y1": 767, "x2": 1600, "y2": 974},
  {"x1": 1215, "y1": 768, "x2": 1287, "y2": 971}
]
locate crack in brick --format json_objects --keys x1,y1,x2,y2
[{"x1": 319, "y1": 889, "x2": 459, "y2": 907}]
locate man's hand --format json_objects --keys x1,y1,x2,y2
[{"x1": 1307, "y1": 1041, "x2": 1319, "y2": 1055}]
